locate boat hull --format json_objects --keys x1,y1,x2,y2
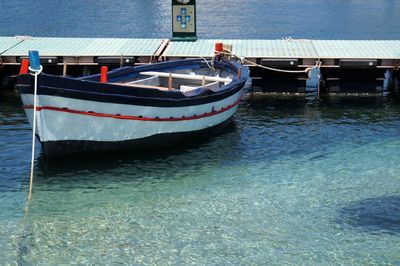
[
  {"x1": 21, "y1": 89, "x2": 242, "y2": 158},
  {"x1": 40, "y1": 117, "x2": 235, "y2": 159},
  {"x1": 16, "y1": 59, "x2": 248, "y2": 158}
]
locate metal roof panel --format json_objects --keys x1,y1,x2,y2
[
  {"x1": 3, "y1": 37, "x2": 166, "y2": 57},
  {"x1": 165, "y1": 39, "x2": 400, "y2": 60},
  {"x1": 0, "y1": 36, "x2": 23, "y2": 55},
  {"x1": 3, "y1": 37, "x2": 400, "y2": 60},
  {"x1": 313, "y1": 40, "x2": 400, "y2": 59},
  {"x1": 164, "y1": 39, "x2": 319, "y2": 59}
]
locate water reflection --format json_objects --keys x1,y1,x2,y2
[{"x1": 1, "y1": 0, "x2": 399, "y2": 39}]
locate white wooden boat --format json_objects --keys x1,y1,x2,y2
[{"x1": 16, "y1": 58, "x2": 249, "y2": 158}]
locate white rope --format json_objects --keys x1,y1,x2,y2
[
  {"x1": 394, "y1": 60, "x2": 400, "y2": 71},
  {"x1": 216, "y1": 50, "x2": 322, "y2": 74},
  {"x1": 200, "y1": 57, "x2": 215, "y2": 71},
  {"x1": 28, "y1": 65, "x2": 42, "y2": 200},
  {"x1": 243, "y1": 58, "x2": 320, "y2": 74}
]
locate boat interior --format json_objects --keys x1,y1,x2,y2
[{"x1": 112, "y1": 67, "x2": 234, "y2": 96}]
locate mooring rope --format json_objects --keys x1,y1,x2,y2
[
  {"x1": 19, "y1": 65, "x2": 44, "y2": 264},
  {"x1": 201, "y1": 57, "x2": 216, "y2": 71},
  {"x1": 216, "y1": 49, "x2": 322, "y2": 74},
  {"x1": 242, "y1": 58, "x2": 321, "y2": 74},
  {"x1": 28, "y1": 65, "x2": 42, "y2": 200},
  {"x1": 394, "y1": 60, "x2": 400, "y2": 71}
]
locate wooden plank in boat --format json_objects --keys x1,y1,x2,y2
[
  {"x1": 139, "y1": 71, "x2": 232, "y2": 83},
  {"x1": 113, "y1": 83, "x2": 173, "y2": 91}
]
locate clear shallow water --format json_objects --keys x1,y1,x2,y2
[
  {"x1": 1, "y1": 0, "x2": 400, "y2": 264},
  {"x1": 1, "y1": 96, "x2": 400, "y2": 264}
]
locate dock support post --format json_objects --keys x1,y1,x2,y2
[
  {"x1": 83, "y1": 66, "x2": 90, "y2": 76},
  {"x1": 306, "y1": 66, "x2": 321, "y2": 104},
  {"x1": 383, "y1": 69, "x2": 393, "y2": 96},
  {"x1": 62, "y1": 62, "x2": 68, "y2": 77},
  {"x1": 394, "y1": 70, "x2": 400, "y2": 93}
]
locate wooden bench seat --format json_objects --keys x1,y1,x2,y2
[{"x1": 113, "y1": 83, "x2": 173, "y2": 91}]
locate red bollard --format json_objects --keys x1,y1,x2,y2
[
  {"x1": 215, "y1": 42, "x2": 223, "y2": 55},
  {"x1": 19, "y1": 59, "x2": 29, "y2": 74},
  {"x1": 100, "y1": 66, "x2": 108, "y2": 83}
]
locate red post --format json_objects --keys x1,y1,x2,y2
[
  {"x1": 100, "y1": 66, "x2": 108, "y2": 83},
  {"x1": 215, "y1": 42, "x2": 223, "y2": 55},
  {"x1": 19, "y1": 59, "x2": 29, "y2": 74}
]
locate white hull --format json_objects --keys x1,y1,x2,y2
[{"x1": 21, "y1": 89, "x2": 243, "y2": 143}]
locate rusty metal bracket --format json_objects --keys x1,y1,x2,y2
[{"x1": 394, "y1": 59, "x2": 400, "y2": 71}]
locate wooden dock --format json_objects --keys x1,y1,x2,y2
[{"x1": 1, "y1": 36, "x2": 399, "y2": 95}]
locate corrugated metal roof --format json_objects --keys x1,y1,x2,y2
[
  {"x1": 164, "y1": 40, "x2": 214, "y2": 57},
  {"x1": 313, "y1": 40, "x2": 400, "y2": 59},
  {"x1": 165, "y1": 39, "x2": 400, "y2": 59},
  {"x1": 232, "y1": 39, "x2": 318, "y2": 58},
  {"x1": 165, "y1": 39, "x2": 318, "y2": 58},
  {"x1": 3, "y1": 37, "x2": 167, "y2": 57},
  {"x1": 0, "y1": 36, "x2": 23, "y2": 55},
  {"x1": 2, "y1": 37, "x2": 400, "y2": 60}
]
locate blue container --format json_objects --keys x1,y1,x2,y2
[{"x1": 28, "y1": 50, "x2": 41, "y2": 71}]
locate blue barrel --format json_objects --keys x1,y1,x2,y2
[{"x1": 28, "y1": 50, "x2": 41, "y2": 71}]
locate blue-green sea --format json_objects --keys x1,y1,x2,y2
[{"x1": 1, "y1": 0, "x2": 400, "y2": 264}]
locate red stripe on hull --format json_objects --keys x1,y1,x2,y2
[{"x1": 23, "y1": 99, "x2": 241, "y2": 122}]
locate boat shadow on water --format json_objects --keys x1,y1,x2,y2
[
  {"x1": 32, "y1": 120, "x2": 241, "y2": 181},
  {"x1": 336, "y1": 195, "x2": 400, "y2": 235}
]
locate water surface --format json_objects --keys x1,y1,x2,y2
[
  {"x1": 1, "y1": 0, "x2": 400, "y2": 264},
  {"x1": 1, "y1": 95, "x2": 400, "y2": 264},
  {"x1": 1, "y1": 0, "x2": 400, "y2": 39}
]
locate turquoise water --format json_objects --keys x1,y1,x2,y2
[
  {"x1": 1, "y1": 96, "x2": 400, "y2": 264},
  {"x1": 1, "y1": 0, "x2": 400, "y2": 264}
]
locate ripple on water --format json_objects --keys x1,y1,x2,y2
[{"x1": 1, "y1": 96, "x2": 400, "y2": 264}]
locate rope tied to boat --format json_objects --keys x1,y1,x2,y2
[
  {"x1": 394, "y1": 60, "x2": 400, "y2": 71},
  {"x1": 27, "y1": 52, "x2": 43, "y2": 200},
  {"x1": 201, "y1": 57, "x2": 215, "y2": 71},
  {"x1": 216, "y1": 49, "x2": 322, "y2": 74}
]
